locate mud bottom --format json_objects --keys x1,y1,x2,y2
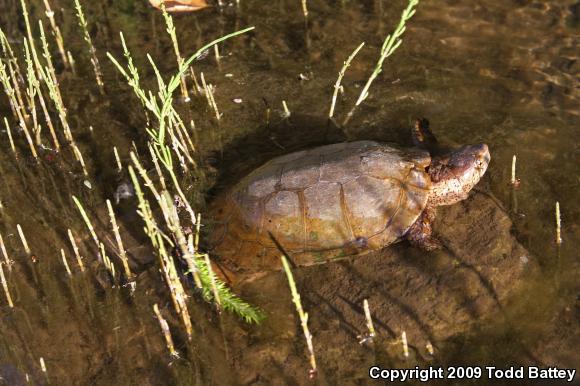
[{"x1": 230, "y1": 192, "x2": 536, "y2": 384}]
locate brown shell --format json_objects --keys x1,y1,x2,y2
[{"x1": 209, "y1": 141, "x2": 432, "y2": 273}]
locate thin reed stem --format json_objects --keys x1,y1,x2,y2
[
  {"x1": 153, "y1": 304, "x2": 180, "y2": 358},
  {"x1": 42, "y1": 0, "x2": 69, "y2": 68},
  {"x1": 60, "y1": 249, "x2": 72, "y2": 277},
  {"x1": 23, "y1": 39, "x2": 41, "y2": 145},
  {"x1": 20, "y1": 0, "x2": 43, "y2": 80},
  {"x1": 73, "y1": 0, "x2": 104, "y2": 88},
  {"x1": 282, "y1": 100, "x2": 291, "y2": 118},
  {"x1": 67, "y1": 229, "x2": 85, "y2": 272},
  {"x1": 204, "y1": 253, "x2": 221, "y2": 307},
  {"x1": 200, "y1": 72, "x2": 221, "y2": 121},
  {"x1": 511, "y1": 155, "x2": 516, "y2": 185},
  {"x1": 355, "y1": 0, "x2": 419, "y2": 106},
  {"x1": 0, "y1": 262, "x2": 13, "y2": 307},
  {"x1": 363, "y1": 299, "x2": 375, "y2": 338},
  {"x1": 401, "y1": 331, "x2": 409, "y2": 358},
  {"x1": 72, "y1": 195, "x2": 100, "y2": 248},
  {"x1": 161, "y1": 5, "x2": 190, "y2": 101},
  {"x1": 3, "y1": 117, "x2": 17, "y2": 156},
  {"x1": 106, "y1": 199, "x2": 133, "y2": 280},
  {"x1": 281, "y1": 255, "x2": 317, "y2": 377},
  {"x1": 0, "y1": 233, "x2": 11, "y2": 269},
  {"x1": 0, "y1": 50, "x2": 28, "y2": 133},
  {"x1": 555, "y1": 202, "x2": 562, "y2": 245},
  {"x1": 100, "y1": 242, "x2": 117, "y2": 281},
  {"x1": 113, "y1": 146, "x2": 122, "y2": 171},
  {"x1": 329, "y1": 42, "x2": 364, "y2": 119},
  {"x1": 301, "y1": 0, "x2": 309, "y2": 18},
  {"x1": 0, "y1": 31, "x2": 29, "y2": 122},
  {"x1": 16, "y1": 224, "x2": 31, "y2": 254}
]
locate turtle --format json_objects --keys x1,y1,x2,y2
[{"x1": 208, "y1": 119, "x2": 490, "y2": 284}]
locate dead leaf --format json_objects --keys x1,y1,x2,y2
[{"x1": 149, "y1": 0, "x2": 209, "y2": 13}]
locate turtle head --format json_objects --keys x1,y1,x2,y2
[{"x1": 427, "y1": 143, "x2": 490, "y2": 206}]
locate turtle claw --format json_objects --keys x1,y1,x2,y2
[
  {"x1": 417, "y1": 236, "x2": 443, "y2": 251},
  {"x1": 405, "y1": 206, "x2": 443, "y2": 251}
]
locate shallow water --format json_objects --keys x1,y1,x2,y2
[{"x1": 0, "y1": 0, "x2": 577, "y2": 384}]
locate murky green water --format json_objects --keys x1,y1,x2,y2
[{"x1": 0, "y1": 0, "x2": 577, "y2": 384}]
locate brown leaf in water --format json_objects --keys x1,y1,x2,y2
[{"x1": 149, "y1": 0, "x2": 209, "y2": 13}]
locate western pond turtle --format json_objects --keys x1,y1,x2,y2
[{"x1": 209, "y1": 119, "x2": 490, "y2": 282}]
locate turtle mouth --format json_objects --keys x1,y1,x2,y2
[
  {"x1": 428, "y1": 143, "x2": 490, "y2": 205},
  {"x1": 451, "y1": 143, "x2": 490, "y2": 177},
  {"x1": 473, "y1": 143, "x2": 491, "y2": 179}
]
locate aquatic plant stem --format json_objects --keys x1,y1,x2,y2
[
  {"x1": 363, "y1": 299, "x2": 376, "y2": 338},
  {"x1": 0, "y1": 30, "x2": 29, "y2": 122},
  {"x1": 0, "y1": 262, "x2": 13, "y2": 307},
  {"x1": 38, "y1": 24, "x2": 88, "y2": 173},
  {"x1": 113, "y1": 146, "x2": 122, "y2": 171},
  {"x1": 23, "y1": 39, "x2": 40, "y2": 145},
  {"x1": 204, "y1": 253, "x2": 221, "y2": 307},
  {"x1": 17, "y1": 224, "x2": 31, "y2": 255},
  {"x1": 0, "y1": 58, "x2": 30, "y2": 146},
  {"x1": 129, "y1": 166, "x2": 193, "y2": 338},
  {"x1": 19, "y1": 0, "x2": 43, "y2": 80},
  {"x1": 38, "y1": 20, "x2": 62, "y2": 150},
  {"x1": 401, "y1": 331, "x2": 409, "y2": 358},
  {"x1": 67, "y1": 229, "x2": 85, "y2": 272},
  {"x1": 130, "y1": 156, "x2": 263, "y2": 323},
  {"x1": 72, "y1": 195, "x2": 100, "y2": 249},
  {"x1": 39, "y1": 358, "x2": 48, "y2": 381},
  {"x1": 511, "y1": 155, "x2": 517, "y2": 185},
  {"x1": 329, "y1": 42, "x2": 364, "y2": 119},
  {"x1": 200, "y1": 72, "x2": 221, "y2": 121},
  {"x1": 282, "y1": 100, "x2": 291, "y2": 118},
  {"x1": 355, "y1": 0, "x2": 419, "y2": 106},
  {"x1": 106, "y1": 200, "x2": 133, "y2": 281},
  {"x1": 281, "y1": 255, "x2": 317, "y2": 377},
  {"x1": 0, "y1": 233, "x2": 11, "y2": 270},
  {"x1": 153, "y1": 304, "x2": 179, "y2": 358},
  {"x1": 73, "y1": 0, "x2": 104, "y2": 89},
  {"x1": 100, "y1": 242, "x2": 117, "y2": 281},
  {"x1": 3, "y1": 117, "x2": 17, "y2": 156},
  {"x1": 42, "y1": 0, "x2": 69, "y2": 69},
  {"x1": 555, "y1": 202, "x2": 562, "y2": 245},
  {"x1": 161, "y1": 5, "x2": 190, "y2": 101},
  {"x1": 109, "y1": 27, "x2": 263, "y2": 324},
  {"x1": 60, "y1": 249, "x2": 72, "y2": 277}
]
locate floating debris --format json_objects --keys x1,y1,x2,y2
[{"x1": 149, "y1": 0, "x2": 208, "y2": 13}]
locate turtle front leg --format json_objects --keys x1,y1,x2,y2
[{"x1": 405, "y1": 206, "x2": 442, "y2": 251}]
